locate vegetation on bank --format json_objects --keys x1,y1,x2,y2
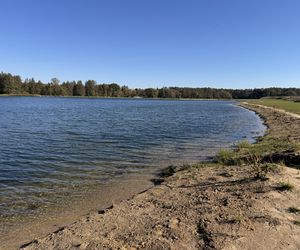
[
  {"x1": 1, "y1": 72, "x2": 300, "y2": 99},
  {"x1": 248, "y1": 98, "x2": 300, "y2": 115},
  {"x1": 276, "y1": 182, "x2": 295, "y2": 191},
  {"x1": 214, "y1": 141, "x2": 285, "y2": 179},
  {"x1": 213, "y1": 101, "x2": 300, "y2": 180}
]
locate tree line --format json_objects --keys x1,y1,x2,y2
[{"x1": 1, "y1": 72, "x2": 300, "y2": 99}]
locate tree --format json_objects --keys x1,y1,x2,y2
[
  {"x1": 1, "y1": 71, "x2": 300, "y2": 99},
  {"x1": 108, "y1": 83, "x2": 121, "y2": 97},
  {"x1": 51, "y1": 78, "x2": 60, "y2": 85},
  {"x1": 50, "y1": 78, "x2": 63, "y2": 96},
  {"x1": 73, "y1": 81, "x2": 85, "y2": 96},
  {"x1": 41, "y1": 84, "x2": 52, "y2": 95},
  {"x1": 85, "y1": 80, "x2": 96, "y2": 96},
  {"x1": 144, "y1": 88, "x2": 158, "y2": 98},
  {"x1": 0, "y1": 73, "x2": 22, "y2": 94},
  {"x1": 121, "y1": 85, "x2": 131, "y2": 97},
  {"x1": 23, "y1": 78, "x2": 43, "y2": 95},
  {"x1": 61, "y1": 81, "x2": 76, "y2": 96}
]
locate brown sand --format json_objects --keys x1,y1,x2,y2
[
  {"x1": 20, "y1": 164, "x2": 300, "y2": 250},
  {"x1": 3, "y1": 103, "x2": 300, "y2": 250},
  {"x1": 0, "y1": 175, "x2": 155, "y2": 250}
]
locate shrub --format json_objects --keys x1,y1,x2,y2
[
  {"x1": 276, "y1": 182, "x2": 295, "y2": 191},
  {"x1": 244, "y1": 153, "x2": 264, "y2": 179},
  {"x1": 214, "y1": 149, "x2": 236, "y2": 165},
  {"x1": 244, "y1": 153, "x2": 281, "y2": 180}
]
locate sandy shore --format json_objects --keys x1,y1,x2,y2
[
  {"x1": 0, "y1": 175, "x2": 155, "y2": 250},
  {"x1": 3, "y1": 103, "x2": 300, "y2": 250}
]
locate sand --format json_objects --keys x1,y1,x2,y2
[
  {"x1": 0, "y1": 175, "x2": 155, "y2": 250},
  {"x1": 20, "y1": 164, "x2": 300, "y2": 250}
]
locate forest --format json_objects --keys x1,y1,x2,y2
[{"x1": 1, "y1": 72, "x2": 300, "y2": 99}]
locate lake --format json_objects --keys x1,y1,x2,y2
[{"x1": 0, "y1": 97, "x2": 265, "y2": 221}]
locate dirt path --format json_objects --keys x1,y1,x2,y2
[{"x1": 14, "y1": 104, "x2": 300, "y2": 249}]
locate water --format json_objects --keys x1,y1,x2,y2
[{"x1": 0, "y1": 97, "x2": 265, "y2": 220}]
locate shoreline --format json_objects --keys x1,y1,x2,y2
[
  {"x1": 20, "y1": 103, "x2": 300, "y2": 250},
  {"x1": 0, "y1": 102, "x2": 300, "y2": 249},
  {"x1": 1, "y1": 174, "x2": 156, "y2": 250}
]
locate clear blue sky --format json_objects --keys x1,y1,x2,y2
[{"x1": 1, "y1": 0, "x2": 300, "y2": 89}]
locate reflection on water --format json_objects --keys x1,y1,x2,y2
[{"x1": 0, "y1": 97, "x2": 265, "y2": 219}]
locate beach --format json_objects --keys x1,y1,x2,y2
[
  {"x1": 1, "y1": 175, "x2": 155, "y2": 250},
  {"x1": 4, "y1": 103, "x2": 296, "y2": 249}
]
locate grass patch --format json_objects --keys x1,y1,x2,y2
[
  {"x1": 236, "y1": 140, "x2": 251, "y2": 150},
  {"x1": 214, "y1": 139, "x2": 288, "y2": 179},
  {"x1": 214, "y1": 149, "x2": 237, "y2": 166},
  {"x1": 276, "y1": 182, "x2": 295, "y2": 191},
  {"x1": 238, "y1": 139, "x2": 299, "y2": 159},
  {"x1": 248, "y1": 99, "x2": 300, "y2": 115},
  {"x1": 288, "y1": 207, "x2": 300, "y2": 214}
]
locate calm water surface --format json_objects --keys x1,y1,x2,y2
[{"x1": 0, "y1": 97, "x2": 265, "y2": 219}]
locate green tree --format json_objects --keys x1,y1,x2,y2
[
  {"x1": 121, "y1": 85, "x2": 131, "y2": 97},
  {"x1": 61, "y1": 81, "x2": 76, "y2": 96},
  {"x1": 144, "y1": 88, "x2": 158, "y2": 98},
  {"x1": 23, "y1": 78, "x2": 44, "y2": 95},
  {"x1": 73, "y1": 81, "x2": 85, "y2": 96},
  {"x1": 0, "y1": 73, "x2": 22, "y2": 94},
  {"x1": 85, "y1": 80, "x2": 96, "y2": 96},
  {"x1": 50, "y1": 78, "x2": 63, "y2": 96},
  {"x1": 41, "y1": 84, "x2": 52, "y2": 95},
  {"x1": 108, "y1": 83, "x2": 121, "y2": 97}
]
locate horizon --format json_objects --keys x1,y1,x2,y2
[
  {"x1": 3, "y1": 71, "x2": 300, "y2": 91},
  {"x1": 1, "y1": 0, "x2": 300, "y2": 89}
]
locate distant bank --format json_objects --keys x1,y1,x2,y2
[{"x1": 1, "y1": 72, "x2": 300, "y2": 99}]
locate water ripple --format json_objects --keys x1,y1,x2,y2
[{"x1": 0, "y1": 97, "x2": 265, "y2": 218}]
